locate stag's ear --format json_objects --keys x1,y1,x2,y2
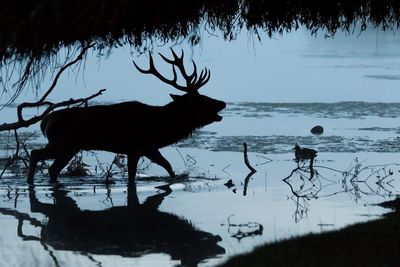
[{"x1": 170, "y1": 94, "x2": 182, "y2": 101}]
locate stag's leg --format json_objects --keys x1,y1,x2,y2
[
  {"x1": 127, "y1": 153, "x2": 140, "y2": 182},
  {"x1": 127, "y1": 180, "x2": 139, "y2": 207},
  {"x1": 28, "y1": 146, "x2": 58, "y2": 184},
  {"x1": 144, "y1": 150, "x2": 175, "y2": 178},
  {"x1": 48, "y1": 151, "x2": 78, "y2": 183}
]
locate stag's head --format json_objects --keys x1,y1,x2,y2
[{"x1": 134, "y1": 49, "x2": 226, "y2": 127}]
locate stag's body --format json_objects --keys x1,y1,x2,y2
[
  {"x1": 27, "y1": 49, "x2": 225, "y2": 184},
  {"x1": 42, "y1": 101, "x2": 202, "y2": 153}
]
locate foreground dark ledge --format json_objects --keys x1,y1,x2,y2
[{"x1": 219, "y1": 198, "x2": 400, "y2": 267}]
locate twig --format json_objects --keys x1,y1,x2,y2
[
  {"x1": 0, "y1": 43, "x2": 98, "y2": 133},
  {"x1": 223, "y1": 215, "x2": 263, "y2": 241},
  {"x1": 19, "y1": 131, "x2": 36, "y2": 161},
  {"x1": 13, "y1": 130, "x2": 28, "y2": 168},
  {"x1": 243, "y1": 170, "x2": 256, "y2": 196},
  {"x1": 222, "y1": 164, "x2": 231, "y2": 176},
  {"x1": 243, "y1": 143, "x2": 256, "y2": 173},
  {"x1": 0, "y1": 156, "x2": 12, "y2": 178},
  {"x1": 255, "y1": 154, "x2": 273, "y2": 166},
  {"x1": 0, "y1": 129, "x2": 31, "y2": 178},
  {"x1": 185, "y1": 154, "x2": 197, "y2": 167},
  {"x1": 14, "y1": 188, "x2": 20, "y2": 208},
  {"x1": 242, "y1": 143, "x2": 257, "y2": 196},
  {"x1": 102, "y1": 186, "x2": 114, "y2": 207},
  {"x1": 0, "y1": 89, "x2": 106, "y2": 132},
  {"x1": 176, "y1": 148, "x2": 187, "y2": 167},
  {"x1": 16, "y1": 43, "x2": 94, "y2": 121}
]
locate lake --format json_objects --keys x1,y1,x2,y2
[{"x1": 0, "y1": 101, "x2": 399, "y2": 267}]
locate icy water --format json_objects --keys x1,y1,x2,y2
[{"x1": 0, "y1": 102, "x2": 399, "y2": 267}]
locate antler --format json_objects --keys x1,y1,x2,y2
[{"x1": 133, "y1": 49, "x2": 210, "y2": 93}]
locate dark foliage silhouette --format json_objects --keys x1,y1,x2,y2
[
  {"x1": 0, "y1": 184, "x2": 225, "y2": 266},
  {"x1": 27, "y1": 50, "x2": 226, "y2": 183},
  {"x1": 3, "y1": 1, "x2": 400, "y2": 107},
  {"x1": 3, "y1": 0, "x2": 400, "y2": 62}
]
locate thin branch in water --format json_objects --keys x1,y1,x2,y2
[
  {"x1": 185, "y1": 154, "x2": 197, "y2": 168},
  {"x1": 243, "y1": 170, "x2": 256, "y2": 196},
  {"x1": 222, "y1": 164, "x2": 231, "y2": 176},
  {"x1": 221, "y1": 214, "x2": 263, "y2": 241},
  {"x1": 255, "y1": 154, "x2": 273, "y2": 166},
  {"x1": 176, "y1": 148, "x2": 187, "y2": 167},
  {"x1": 0, "y1": 129, "x2": 33, "y2": 178},
  {"x1": 0, "y1": 156, "x2": 12, "y2": 178},
  {"x1": 243, "y1": 143, "x2": 256, "y2": 173},
  {"x1": 242, "y1": 143, "x2": 257, "y2": 196},
  {"x1": 13, "y1": 130, "x2": 29, "y2": 168}
]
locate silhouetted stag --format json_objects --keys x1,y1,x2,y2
[{"x1": 27, "y1": 49, "x2": 226, "y2": 184}]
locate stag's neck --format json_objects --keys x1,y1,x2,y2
[{"x1": 152, "y1": 102, "x2": 197, "y2": 145}]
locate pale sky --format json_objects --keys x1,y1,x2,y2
[{"x1": 5, "y1": 27, "x2": 400, "y2": 105}]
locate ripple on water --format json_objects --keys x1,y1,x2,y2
[{"x1": 177, "y1": 133, "x2": 400, "y2": 154}]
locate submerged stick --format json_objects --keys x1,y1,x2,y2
[
  {"x1": 243, "y1": 143, "x2": 256, "y2": 173},
  {"x1": 243, "y1": 171, "x2": 256, "y2": 196},
  {"x1": 243, "y1": 142, "x2": 257, "y2": 196}
]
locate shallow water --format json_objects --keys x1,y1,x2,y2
[
  {"x1": 180, "y1": 102, "x2": 400, "y2": 153},
  {"x1": 0, "y1": 102, "x2": 399, "y2": 267}
]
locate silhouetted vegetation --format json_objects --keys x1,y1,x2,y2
[
  {"x1": 219, "y1": 198, "x2": 400, "y2": 267},
  {"x1": 0, "y1": 131, "x2": 43, "y2": 178},
  {"x1": 2, "y1": 0, "x2": 400, "y2": 95},
  {"x1": 61, "y1": 152, "x2": 91, "y2": 177},
  {"x1": 3, "y1": 0, "x2": 400, "y2": 63}
]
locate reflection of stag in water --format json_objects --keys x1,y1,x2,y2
[
  {"x1": 1, "y1": 183, "x2": 225, "y2": 266},
  {"x1": 283, "y1": 159, "x2": 400, "y2": 222}
]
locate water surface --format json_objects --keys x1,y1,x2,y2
[{"x1": 0, "y1": 102, "x2": 399, "y2": 266}]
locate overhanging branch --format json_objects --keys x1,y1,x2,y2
[
  {"x1": 16, "y1": 44, "x2": 94, "y2": 122},
  {"x1": 0, "y1": 89, "x2": 106, "y2": 132}
]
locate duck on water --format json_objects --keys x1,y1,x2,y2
[{"x1": 293, "y1": 143, "x2": 317, "y2": 168}]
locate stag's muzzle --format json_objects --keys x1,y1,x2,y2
[{"x1": 214, "y1": 101, "x2": 226, "y2": 122}]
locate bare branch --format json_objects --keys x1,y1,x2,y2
[
  {"x1": 0, "y1": 89, "x2": 106, "y2": 132},
  {"x1": 16, "y1": 43, "x2": 94, "y2": 121},
  {"x1": 243, "y1": 143, "x2": 256, "y2": 173}
]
